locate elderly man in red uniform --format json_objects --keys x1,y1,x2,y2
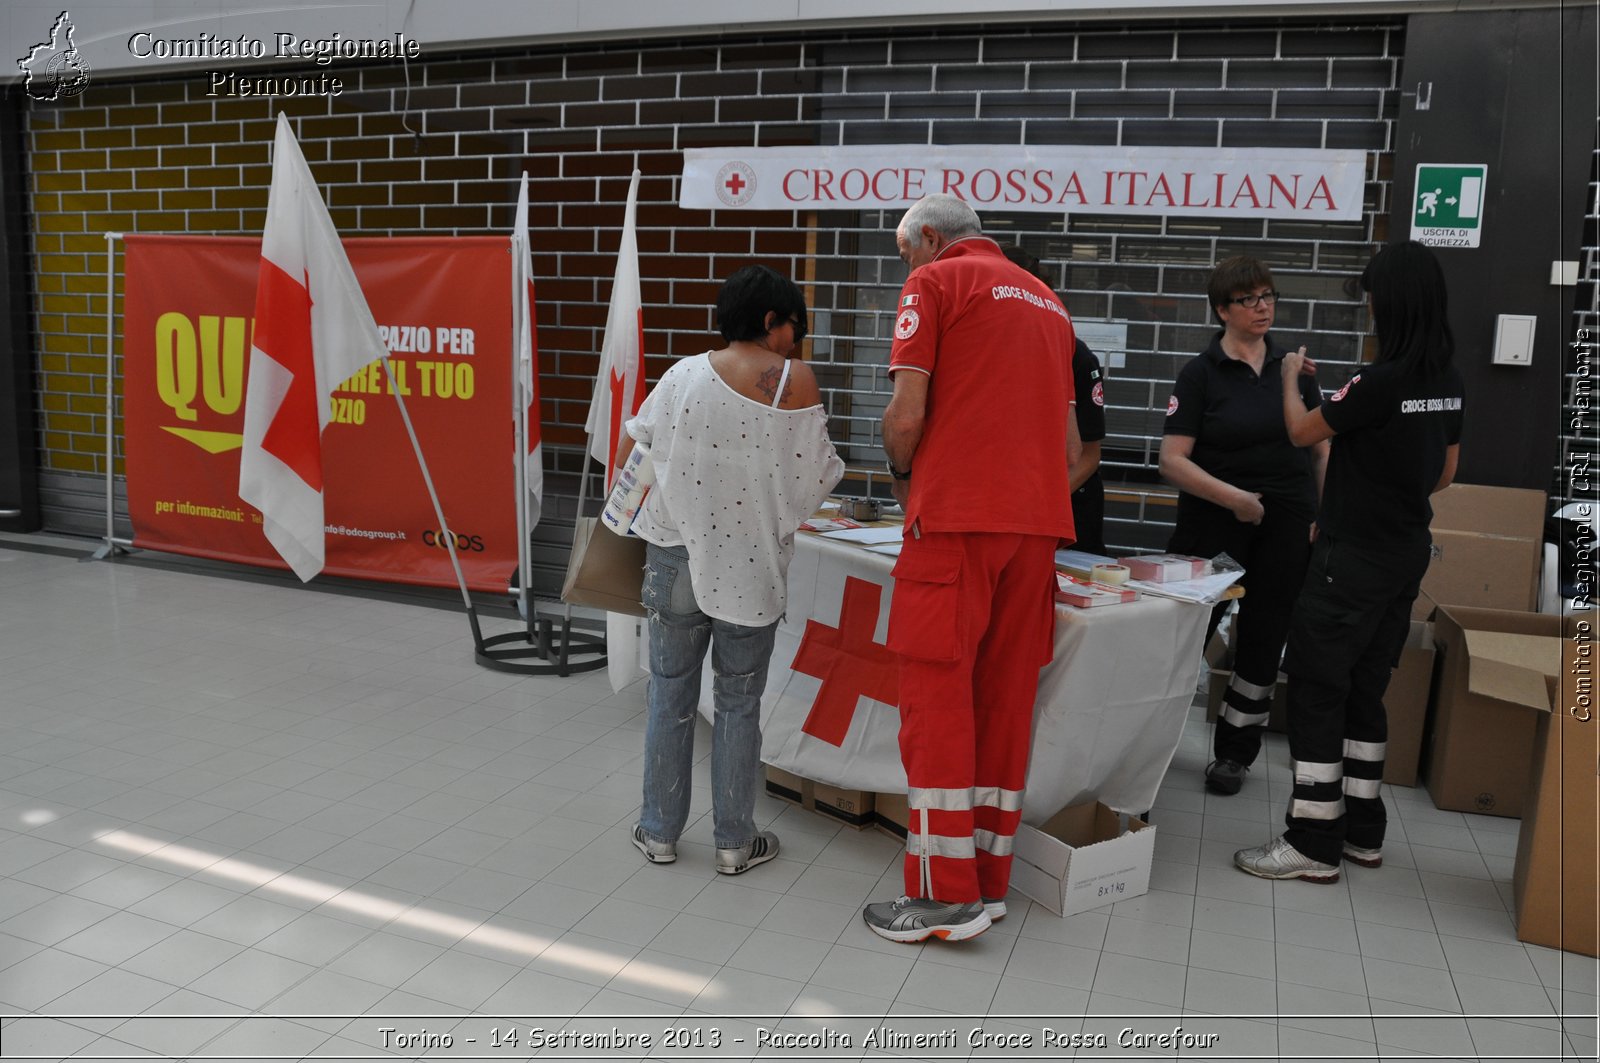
[{"x1": 863, "y1": 194, "x2": 1079, "y2": 943}]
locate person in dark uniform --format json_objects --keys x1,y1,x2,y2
[
  {"x1": 1160, "y1": 256, "x2": 1329, "y2": 796},
  {"x1": 1236, "y1": 241, "x2": 1464, "y2": 882},
  {"x1": 999, "y1": 245, "x2": 1108, "y2": 554}
]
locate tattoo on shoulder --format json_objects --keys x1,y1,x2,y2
[{"x1": 756, "y1": 365, "x2": 792, "y2": 404}]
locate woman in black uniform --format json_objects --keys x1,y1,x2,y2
[
  {"x1": 1161, "y1": 256, "x2": 1328, "y2": 795},
  {"x1": 1235, "y1": 241, "x2": 1464, "y2": 883}
]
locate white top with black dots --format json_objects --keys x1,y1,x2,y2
[{"x1": 627, "y1": 353, "x2": 844, "y2": 627}]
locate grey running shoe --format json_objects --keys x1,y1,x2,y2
[
  {"x1": 631, "y1": 824, "x2": 676, "y2": 864},
  {"x1": 981, "y1": 897, "x2": 1007, "y2": 922},
  {"x1": 1234, "y1": 835, "x2": 1340, "y2": 883},
  {"x1": 1342, "y1": 842, "x2": 1382, "y2": 869},
  {"x1": 716, "y1": 831, "x2": 778, "y2": 875},
  {"x1": 862, "y1": 896, "x2": 992, "y2": 943},
  {"x1": 1205, "y1": 758, "x2": 1247, "y2": 795}
]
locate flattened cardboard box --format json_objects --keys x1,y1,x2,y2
[
  {"x1": 1010, "y1": 802, "x2": 1155, "y2": 918},
  {"x1": 764, "y1": 766, "x2": 874, "y2": 829},
  {"x1": 1422, "y1": 483, "x2": 1546, "y2": 614},
  {"x1": 1511, "y1": 612, "x2": 1599, "y2": 957},
  {"x1": 1426, "y1": 606, "x2": 1561, "y2": 818}
]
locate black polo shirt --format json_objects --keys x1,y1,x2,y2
[
  {"x1": 1069, "y1": 338, "x2": 1107, "y2": 551},
  {"x1": 1319, "y1": 359, "x2": 1465, "y2": 549},
  {"x1": 1163, "y1": 331, "x2": 1322, "y2": 524},
  {"x1": 1072, "y1": 338, "x2": 1106, "y2": 479}
]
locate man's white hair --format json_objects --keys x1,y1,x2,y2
[{"x1": 897, "y1": 193, "x2": 982, "y2": 248}]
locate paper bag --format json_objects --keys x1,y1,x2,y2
[{"x1": 561, "y1": 516, "x2": 647, "y2": 617}]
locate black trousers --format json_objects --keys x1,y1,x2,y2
[
  {"x1": 1070, "y1": 477, "x2": 1106, "y2": 556},
  {"x1": 1170, "y1": 500, "x2": 1312, "y2": 767},
  {"x1": 1281, "y1": 533, "x2": 1429, "y2": 865}
]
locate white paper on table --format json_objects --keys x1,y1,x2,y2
[
  {"x1": 1127, "y1": 569, "x2": 1243, "y2": 604},
  {"x1": 863, "y1": 542, "x2": 902, "y2": 557},
  {"x1": 819, "y1": 525, "x2": 904, "y2": 545}
]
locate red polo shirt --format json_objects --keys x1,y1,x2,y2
[{"x1": 888, "y1": 237, "x2": 1076, "y2": 539}]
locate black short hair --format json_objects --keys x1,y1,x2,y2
[
  {"x1": 1360, "y1": 241, "x2": 1454, "y2": 373},
  {"x1": 998, "y1": 243, "x2": 1051, "y2": 284},
  {"x1": 716, "y1": 265, "x2": 808, "y2": 345},
  {"x1": 1207, "y1": 256, "x2": 1274, "y2": 324}
]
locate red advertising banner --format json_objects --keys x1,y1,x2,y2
[{"x1": 123, "y1": 235, "x2": 519, "y2": 593}]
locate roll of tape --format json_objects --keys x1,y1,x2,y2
[{"x1": 1092, "y1": 563, "x2": 1130, "y2": 585}]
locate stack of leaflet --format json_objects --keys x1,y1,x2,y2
[
  {"x1": 1116, "y1": 553, "x2": 1244, "y2": 604},
  {"x1": 1055, "y1": 572, "x2": 1141, "y2": 608},
  {"x1": 1055, "y1": 549, "x2": 1119, "y2": 581}
]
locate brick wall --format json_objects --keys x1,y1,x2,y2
[{"x1": 23, "y1": 17, "x2": 1404, "y2": 582}]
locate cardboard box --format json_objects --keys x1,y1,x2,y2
[
  {"x1": 764, "y1": 766, "x2": 874, "y2": 829},
  {"x1": 1423, "y1": 484, "x2": 1546, "y2": 613},
  {"x1": 1426, "y1": 606, "x2": 1563, "y2": 818},
  {"x1": 1010, "y1": 803, "x2": 1155, "y2": 917},
  {"x1": 1378, "y1": 620, "x2": 1436, "y2": 787},
  {"x1": 1512, "y1": 613, "x2": 1599, "y2": 956},
  {"x1": 872, "y1": 791, "x2": 910, "y2": 840}
]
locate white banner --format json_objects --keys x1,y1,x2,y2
[{"x1": 682, "y1": 144, "x2": 1368, "y2": 221}]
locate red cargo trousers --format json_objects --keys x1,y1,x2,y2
[{"x1": 887, "y1": 530, "x2": 1058, "y2": 903}]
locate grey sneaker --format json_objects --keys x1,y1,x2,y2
[
  {"x1": 1234, "y1": 835, "x2": 1340, "y2": 884},
  {"x1": 1205, "y1": 758, "x2": 1247, "y2": 795},
  {"x1": 981, "y1": 897, "x2": 1007, "y2": 922},
  {"x1": 631, "y1": 824, "x2": 676, "y2": 864},
  {"x1": 1343, "y1": 842, "x2": 1382, "y2": 868},
  {"x1": 862, "y1": 896, "x2": 992, "y2": 943},
  {"x1": 716, "y1": 831, "x2": 778, "y2": 875}
]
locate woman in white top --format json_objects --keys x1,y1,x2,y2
[{"x1": 626, "y1": 266, "x2": 844, "y2": 875}]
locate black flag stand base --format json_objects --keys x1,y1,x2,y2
[{"x1": 468, "y1": 599, "x2": 608, "y2": 677}]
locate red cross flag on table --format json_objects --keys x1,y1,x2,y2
[
  {"x1": 239, "y1": 113, "x2": 389, "y2": 581},
  {"x1": 755, "y1": 542, "x2": 908, "y2": 792}
]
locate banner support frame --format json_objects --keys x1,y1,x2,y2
[{"x1": 91, "y1": 233, "x2": 132, "y2": 561}]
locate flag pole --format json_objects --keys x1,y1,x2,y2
[
  {"x1": 510, "y1": 237, "x2": 533, "y2": 638},
  {"x1": 377, "y1": 357, "x2": 482, "y2": 640}
]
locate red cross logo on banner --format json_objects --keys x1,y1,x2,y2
[
  {"x1": 724, "y1": 172, "x2": 746, "y2": 197},
  {"x1": 790, "y1": 576, "x2": 899, "y2": 746}
]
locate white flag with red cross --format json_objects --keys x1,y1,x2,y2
[
  {"x1": 238, "y1": 113, "x2": 389, "y2": 582},
  {"x1": 584, "y1": 169, "x2": 646, "y2": 488}
]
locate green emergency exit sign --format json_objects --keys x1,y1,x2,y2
[{"x1": 1412, "y1": 164, "x2": 1487, "y2": 248}]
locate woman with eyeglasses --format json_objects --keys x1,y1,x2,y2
[
  {"x1": 1159, "y1": 255, "x2": 1329, "y2": 797},
  {"x1": 625, "y1": 265, "x2": 844, "y2": 877}
]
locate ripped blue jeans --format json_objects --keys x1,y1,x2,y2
[{"x1": 638, "y1": 542, "x2": 778, "y2": 850}]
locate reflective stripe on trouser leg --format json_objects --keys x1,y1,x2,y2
[
  {"x1": 1289, "y1": 758, "x2": 1345, "y2": 831},
  {"x1": 1214, "y1": 672, "x2": 1273, "y2": 765},
  {"x1": 1343, "y1": 737, "x2": 1385, "y2": 799},
  {"x1": 971, "y1": 535, "x2": 1055, "y2": 903}
]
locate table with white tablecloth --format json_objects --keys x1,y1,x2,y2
[{"x1": 639, "y1": 532, "x2": 1212, "y2": 821}]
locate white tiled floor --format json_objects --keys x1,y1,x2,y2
[{"x1": 0, "y1": 537, "x2": 1596, "y2": 1061}]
